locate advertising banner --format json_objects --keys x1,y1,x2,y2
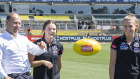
[
  {"x1": 89, "y1": 36, "x2": 112, "y2": 42},
  {"x1": 112, "y1": 36, "x2": 120, "y2": 41},
  {"x1": 25, "y1": 35, "x2": 42, "y2": 42},
  {"x1": 56, "y1": 36, "x2": 84, "y2": 42},
  {"x1": 25, "y1": 35, "x2": 119, "y2": 42}
]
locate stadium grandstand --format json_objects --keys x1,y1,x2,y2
[{"x1": 0, "y1": 0, "x2": 140, "y2": 36}]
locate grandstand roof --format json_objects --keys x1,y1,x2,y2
[{"x1": 0, "y1": 0, "x2": 139, "y2": 3}]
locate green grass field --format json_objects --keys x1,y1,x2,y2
[
  {"x1": 60, "y1": 43, "x2": 111, "y2": 79},
  {"x1": 31, "y1": 43, "x2": 111, "y2": 79}
]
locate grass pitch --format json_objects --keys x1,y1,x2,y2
[{"x1": 61, "y1": 43, "x2": 110, "y2": 79}]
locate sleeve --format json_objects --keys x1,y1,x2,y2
[
  {"x1": 111, "y1": 38, "x2": 119, "y2": 51},
  {"x1": 58, "y1": 43, "x2": 63, "y2": 55},
  {"x1": 0, "y1": 45, "x2": 7, "y2": 79},
  {"x1": 26, "y1": 37, "x2": 46, "y2": 56}
]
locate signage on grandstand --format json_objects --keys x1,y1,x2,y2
[
  {"x1": 56, "y1": 36, "x2": 84, "y2": 42},
  {"x1": 25, "y1": 35, "x2": 114, "y2": 42},
  {"x1": 26, "y1": 35, "x2": 42, "y2": 42},
  {"x1": 89, "y1": 36, "x2": 112, "y2": 42},
  {"x1": 0, "y1": 0, "x2": 140, "y2": 3},
  {"x1": 56, "y1": 36, "x2": 112, "y2": 42}
]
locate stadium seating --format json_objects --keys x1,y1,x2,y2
[
  {"x1": 19, "y1": 15, "x2": 71, "y2": 21},
  {"x1": 34, "y1": 15, "x2": 71, "y2": 21},
  {"x1": 19, "y1": 15, "x2": 30, "y2": 20}
]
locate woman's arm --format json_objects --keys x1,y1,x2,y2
[
  {"x1": 109, "y1": 49, "x2": 117, "y2": 79},
  {"x1": 28, "y1": 53, "x2": 53, "y2": 69},
  {"x1": 28, "y1": 53, "x2": 44, "y2": 67},
  {"x1": 57, "y1": 55, "x2": 62, "y2": 74}
]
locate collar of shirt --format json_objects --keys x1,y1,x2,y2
[
  {"x1": 3, "y1": 30, "x2": 19, "y2": 39},
  {"x1": 121, "y1": 34, "x2": 139, "y2": 42},
  {"x1": 42, "y1": 37, "x2": 57, "y2": 46}
]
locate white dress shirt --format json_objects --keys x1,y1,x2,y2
[{"x1": 0, "y1": 30, "x2": 45, "y2": 79}]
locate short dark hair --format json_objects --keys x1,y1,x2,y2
[{"x1": 6, "y1": 14, "x2": 12, "y2": 21}]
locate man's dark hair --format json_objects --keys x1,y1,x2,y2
[{"x1": 6, "y1": 13, "x2": 12, "y2": 21}]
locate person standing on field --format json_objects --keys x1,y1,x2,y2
[
  {"x1": 109, "y1": 13, "x2": 140, "y2": 79},
  {"x1": 0, "y1": 13, "x2": 47, "y2": 79},
  {"x1": 28, "y1": 20, "x2": 63, "y2": 79}
]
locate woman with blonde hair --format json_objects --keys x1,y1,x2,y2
[{"x1": 109, "y1": 13, "x2": 140, "y2": 79}]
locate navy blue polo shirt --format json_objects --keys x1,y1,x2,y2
[
  {"x1": 111, "y1": 35, "x2": 140, "y2": 79},
  {"x1": 33, "y1": 37, "x2": 63, "y2": 79}
]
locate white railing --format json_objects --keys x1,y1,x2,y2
[{"x1": 0, "y1": 18, "x2": 124, "y2": 33}]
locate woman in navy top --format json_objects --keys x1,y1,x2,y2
[
  {"x1": 109, "y1": 13, "x2": 140, "y2": 79},
  {"x1": 28, "y1": 20, "x2": 63, "y2": 79}
]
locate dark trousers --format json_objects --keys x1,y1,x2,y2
[
  {"x1": 44, "y1": 74, "x2": 60, "y2": 79},
  {"x1": 8, "y1": 72, "x2": 33, "y2": 79}
]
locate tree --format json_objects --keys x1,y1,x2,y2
[
  {"x1": 78, "y1": 11, "x2": 83, "y2": 14},
  {"x1": 91, "y1": 6, "x2": 108, "y2": 14},
  {"x1": 91, "y1": 7, "x2": 94, "y2": 14},
  {"x1": 67, "y1": 10, "x2": 73, "y2": 14},
  {"x1": 30, "y1": 7, "x2": 37, "y2": 16},
  {"x1": 113, "y1": 8, "x2": 120, "y2": 14},
  {"x1": 126, "y1": 6, "x2": 135, "y2": 14},
  {"x1": 0, "y1": 5, "x2": 4, "y2": 12},
  {"x1": 36, "y1": 9, "x2": 44, "y2": 16},
  {"x1": 103, "y1": 6, "x2": 108, "y2": 14},
  {"x1": 119, "y1": 10, "x2": 127, "y2": 14},
  {"x1": 29, "y1": 7, "x2": 44, "y2": 16},
  {"x1": 51, "y1": 9, "x2": 56, "y2": 13},
  {"x1": 112, "y1": 8, "x2": 127, "y2": 14}
]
